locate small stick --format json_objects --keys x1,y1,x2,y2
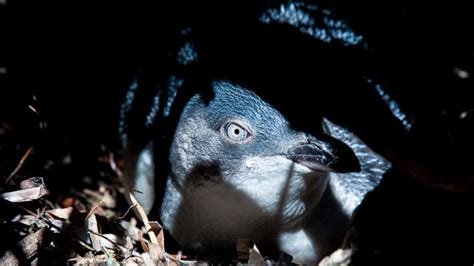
[
  {"x1": 5, "y1": 147, "x2": 33, "y2": 184},
  {"x1": 118, "y1": 203, "x2": 138, "y2": 219}
]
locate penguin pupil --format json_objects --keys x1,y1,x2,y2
[{"x1": 234, "y1": 128, "x2": 240, "y2": 135}]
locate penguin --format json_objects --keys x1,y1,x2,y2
[
  {"x1": 120, "y1": 79, "x2": 390, "y2": 264},
  {"x1": 118, "y1": 2, "x2": 392, "y2": 263}
]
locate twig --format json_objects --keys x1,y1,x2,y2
[
  {"x1": 14, "y1": 203, "x2": 38, "y2": 216},
  {"x1": 107, "y1": 152, "x2": 122, "y2": 177},
  {"x1": 118, "y1": 203, "x2": 138, "y2": 219},
  {"x1": 23, "y1": 207, "x2": 105, "y2": 254},
  {"x1": 14, "y1": 203, "x2": 63, "y2": 232},
  {"x1": 165, "y1": 253, "x2": 180, "y2": 263},
  {"x1": 5, "y1": 147, "x2": 33, "y2": 184},
  {"x1": 85, "y1": 199, "x2": 105, "y2": 222},
  {"x1": 76, "y1": 239, "x2": 96, "y2": 252},
  {"x1": 28, "y1": 105, "x2": 38, "y2": 114}
]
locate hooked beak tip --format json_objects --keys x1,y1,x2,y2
[{"x1": 287, "y1": 143, "x2": 360, "y2": 173}]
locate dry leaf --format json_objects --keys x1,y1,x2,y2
[
  {"x1": 1, "y1": 177, "x2": 49, "y2": 202},
  {"x1": 68, "y1": 254, "x2": 110, "y2": 265},
  {"x1": 83, "y1": 188, "x2": 116, "y2": 209},
  {"x1": 11, "y1": 214, "x2": 64, "y2": 234},
  {"x1": 0, "y1": 251, "x2": 22, "y2": 266},
  {"x1": 85, "y1": 212, "x2": 102, "y2": 252},
  {"x1": 18, "y1": 227, "x2": 46, "y2": 258},
  {"x1": 100, "y1": 233, "x2": 119, "y2": 250},
  {"x1": 12, "y1": 214, "x2": 41, "y2": 227},
  {"x1": 20, "y1": 176, "x2": 44, "y2": 189},
  {"x1": 46, "y1": 207, "x2": 73, "y2": 220},
  {"x1": 125, "y1": 236, "x2": 134, "y2": 249},
  {"x1": 248, "y1": 243, "x2": 265, "y2": 266},
  {"x1": 147, "y1": 242, "x2": 164, "y2": 263},
  {"x1": 119, "y1": 219, "x2": 141, "y2": 241},
  {"x1": 0, "y1": 227, "x2": 46, "y2": 265},
  {"x1": 141, "y1": 252, "x2": 154, "y2": 266},
  {"x1": 236, "y1": 239, "x2": 265, "y2": 266},
  {"x1": 318, "y1": 248, "x2": 352, "y2": 266},
  {"x1": 60, "y1": 197, "x2": 76, "y2": 208},
  {"x1": 148, "y1": 221, "x2": 165, "y2": 250},
  {"x1": 236, "y1": 238, "x2": 253, "y2": 262},
  {"x1": 123, "y1": 256, "x2": 144, "y2": 265}
]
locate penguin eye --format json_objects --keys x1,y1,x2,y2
[{"x1": 222, "y1": 122, "x2": 252, "y2": 142}]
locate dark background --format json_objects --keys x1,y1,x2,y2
[
  {"x1": 1, "y1": 1, "x2": 474, "y2": 264},
  {"x1": 3, "y1": 1, "x2": 474, "y2": 174}
]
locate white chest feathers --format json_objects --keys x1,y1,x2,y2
[{"x1": 160, "y1": 155, "x2": 330, "y2": 263}]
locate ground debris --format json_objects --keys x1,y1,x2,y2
[
  {"x1": 1, "y1": 176, "x2": 49, "y2": 202},
  {"x1": 0, "y1": 142, "x2": 198, "y2": 265},
  {"x1": 0, "y1": 227, "x2": 46, "y2": 265}
]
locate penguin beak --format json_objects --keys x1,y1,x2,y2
[{"x1": 286, "y1": 139, "x2": 360, "y2": 173}]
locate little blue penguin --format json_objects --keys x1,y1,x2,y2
[{"x1": 121, "y1": 80, "x2": 390, "y2": 264}]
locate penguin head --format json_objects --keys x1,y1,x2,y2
[{"x1": 168, "y1": 80, "x2": 359, "y2": 225}]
